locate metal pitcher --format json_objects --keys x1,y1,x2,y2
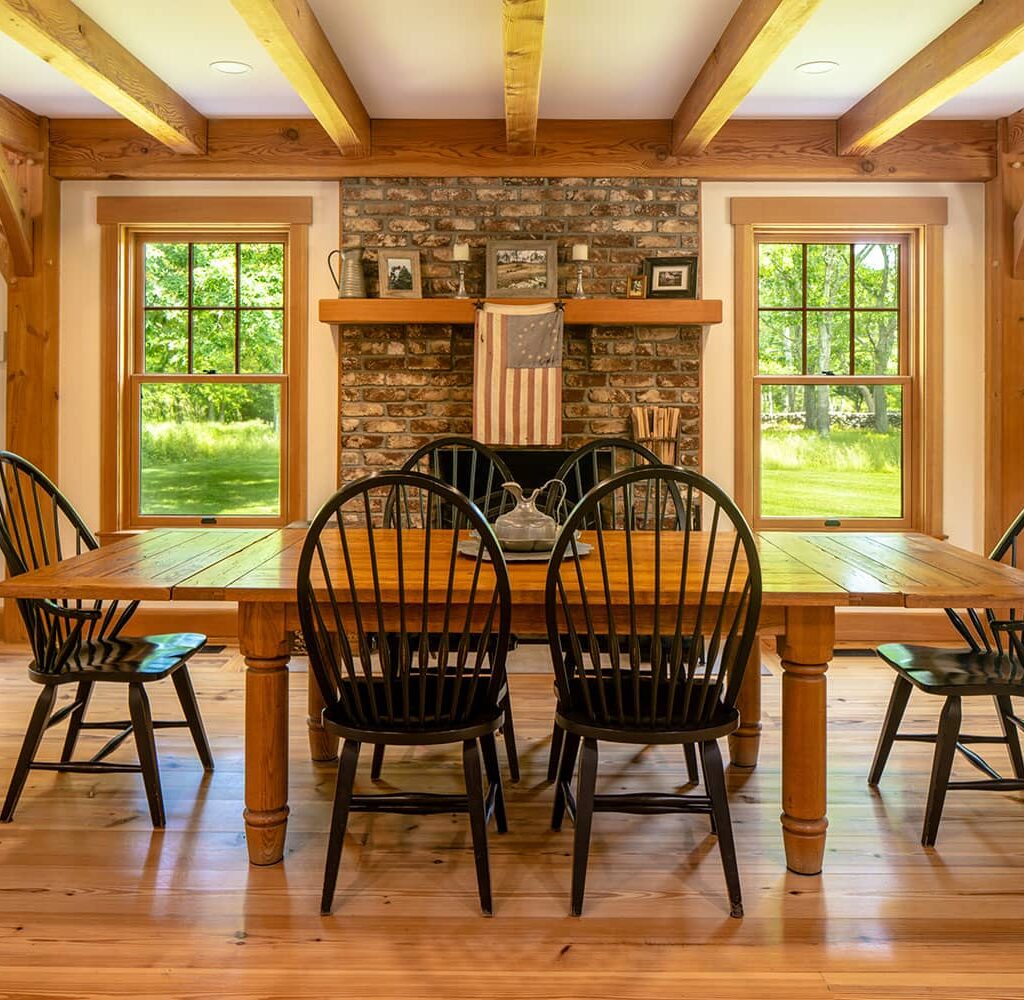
[{"x1": 328, "y1": 248, "x2": 366, "y2": 298}]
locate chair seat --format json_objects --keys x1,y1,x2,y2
[
  {"x1": 877, "y1": 643, "x2": 1024, "y2": 696},
  {"x1": 29, "y1": 632, "x2": 207, "y2": 684},
  {"x1": 322, "y1": 675, "x2": 505, "y2": 745}
]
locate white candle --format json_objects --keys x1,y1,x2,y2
[
  {"x1": 572, "y1": 243, "x2": 589, "y2": 261},
  {"x1": 453, "y1": 242, "x2": 470, "y2": 261}
]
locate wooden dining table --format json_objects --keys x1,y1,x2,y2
[{"x1": 3, "y1": 526, "x2": 1024, "y2": 877}]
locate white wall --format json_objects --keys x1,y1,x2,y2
[
  {"x1": 59, "y1": 180, "x2": 340, "y2": 526},
  {"x1": 700, "y1": 181, "x2": 986, "y2": 553}
]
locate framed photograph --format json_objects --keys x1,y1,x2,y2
[
  {"x1": 378, "y1": 249, "x2": 422, "y2": 298},
  {"x1": 643, "y1": 256, "x2": 697, "y2": 299},
  {"x1": 486, "y1": 240, "x2": 558, "y2": 298},
  {"x1": 626, "y1": 274, "x2": 647, "y2": 299}
]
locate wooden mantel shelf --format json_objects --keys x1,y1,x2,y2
[{"x1": 318, "y1": 297, "x2": 723, "y2": 327}]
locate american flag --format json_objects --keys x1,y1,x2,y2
[{"x1": 472, "y1": 302, "x2": 563, "y2": 446}]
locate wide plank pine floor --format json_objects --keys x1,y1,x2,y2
[{"x1": 0, "y1": 642, "x2": 1023, "y2": 999}]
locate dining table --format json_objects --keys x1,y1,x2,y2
[{"x1": 3, "y1": 525, "x2": 1024, "y2": 877}]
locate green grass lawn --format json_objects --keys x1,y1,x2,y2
[
  {"x1": 140, "y1": 421, "x2": 279, "y2": 516},
  {"x1": 760, "y1": 427, "x2": 902, "y2": 519}
]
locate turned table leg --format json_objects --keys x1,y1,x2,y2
[
  {"x1": 729, "y1": 640, "x2": 762, "y2": 768},
  {"x1": 240, "y1": 601, "x2": 290, "y2": 866},
  {"x1": 307, "y1": 671, "x2": 339, "y2": 762},
  {"x1": 780, "y1": 606, "x2": 834, "y2": 876}
]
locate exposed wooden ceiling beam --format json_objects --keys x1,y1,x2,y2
[
  {"x1": 0, "y1": 0, "x2": 207, "y2": 154},
  {"x1": 839, "y1": 0, "x2": 1024, "y2": 157},
  {"x1": 229, "y1": 0, "x2": 370, "y2": 155},
  {"x1": 44, "y1": 117, "x2": 997, "y2": 183},
  {"x1": 0, "y1": 93, "x2": 42, "y2": 156},
  {"x1": 672, "y1": 0, "x2": 823, "y2": 156},
  {"x1": 502, "y1": 0, "x2": 547, "y2": 155},
  {"x1": 0, "y1": 148, "x2": 32, "y2": 275}
]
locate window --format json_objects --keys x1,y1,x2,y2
[
  {"x1": 99, "y1": 198, "x2": 310, "y2": 532},
  {"x1": 133, "y1": 233, "x2": 287, "y2": 521},
  {"x1": 756, "y1": 236, "x2": 909, "y2": 523},
  {"x1": 731, "y1": 198, "x2": 945, "y2": 533}
]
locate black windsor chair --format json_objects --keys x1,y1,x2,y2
[
  {"x1": 545, "y1": 438, "x2": 702, "y2": 785},
  {"x1": 545, "y1": 466, "x2": 761, "y2": 917},
  {"x1": 297, "y1": 471, "x2": 513, "y2": 915},
  {"x1": 0, "y1": 452, "x2": 212, "y2": 828},
  {"x1": 869, "y1": 508, "x2": 1024, "y2": 845},
  {"x1": 377, "y1": 437, "x2": 521, "y2": 781}
]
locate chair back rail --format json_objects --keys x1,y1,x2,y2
[
  {"x1": 947, "y1": 506, "x2": 1024, "y2": 662},
  {"x1": 0, "y1": 452, "x2": 137, "y2": 672},
  {"x1": 384, "y1": 437, "x2": 514, "y2": 529},
  {"x1": 552, "y1": 437, "x2": 698, "y2": 530},
  {"x1": 298, "y1": 471, "x2": 513, "y2": 730},
  {"x1": 545, "y1": 466, "x2": 761, "y2": 730}
]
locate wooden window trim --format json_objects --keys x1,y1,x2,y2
[
  {"x1": 97, "y1": 196, "x2": 313, "y2": 226},
  {"x1": 99, "y1": 198, "x2": 309, "y2": 533},
  {"x1": 732, "y1": 197, "x2": 945, "y2": 535},
  {"x1": 730, "y1": 197, "x2": 948, "y2": 227}
]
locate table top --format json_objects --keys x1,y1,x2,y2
[{"x1": 2, "y1": 528, "x2": 1024, "y2": 611}]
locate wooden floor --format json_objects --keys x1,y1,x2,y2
[{"x1": 0, "y1": 643, "x2": 1023, "y2": 1000}]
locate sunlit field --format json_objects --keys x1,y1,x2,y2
[{"x1": 760, "y1": 427, "x2": 902, "y2": 519}]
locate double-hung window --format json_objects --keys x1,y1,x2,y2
[
  {"x1": 99, "y1": 198, "x2": 310, "y2": 532},
  {"x1": 732, "y1": 198, "x2": 945, "y2": 533},
  {"x1": 756, "y1": 234, "x2": 910, "y2": 524}
]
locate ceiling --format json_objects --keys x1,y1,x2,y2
[{"x1": 0, "y1": 0, "x2": 1022, "y2": 122}]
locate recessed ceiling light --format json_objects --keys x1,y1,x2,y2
[
  {"x1": 210, "y1": 60, "x2": 252, "y2": 75},
  {"x1": 796, "y1": 60, "x2": 839, "y2": 75}
]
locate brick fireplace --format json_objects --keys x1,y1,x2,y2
[{"x1": 337, "y1": 176, "x2": 702, "y2": 484}]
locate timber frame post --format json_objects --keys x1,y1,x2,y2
[
  {"x1": 3, "y1": 119, "x2": 60, "y2": 639},
  {"x1": 985, "y1": 118, "x2": 1024, "y2": 551}
]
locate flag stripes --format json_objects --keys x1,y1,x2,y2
[{"x1": 473, "y1": 303, "x2": 562, "y2": 445}]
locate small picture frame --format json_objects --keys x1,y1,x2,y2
[
  {"x1": 643, "y1": 256, "x2": 697, "y2": 299},
  {"x1": 486, "y1": 240, "x2": 559, "y2": 298},
  {"x1": 626, "y1": 274, "x2": 647, "y2": 299},
  {"x1": 378, "y1": 249, "x2": 422, "y2": 298}
]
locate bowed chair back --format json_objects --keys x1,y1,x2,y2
[
  {"x1": 0, "y1": 451, "x2": 137, "y2": 673},
  {"x1": 385, "y1": 437, "x2": 514, "y2": 529},
  {"x1": 552, "y1": 437, "x2": 697, "y2": 531},
  {"x1": 546, "y1": 465, "x2": 761, "y2": 733},
  {"x1": 298, "y1": 471, "x2": 513, "y2": 733},
  {"x1": 943, "y1": 506, "x2": 1024, "y2": 666}
]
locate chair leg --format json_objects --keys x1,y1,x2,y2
[
  {"x1": 546, "y1": 722, "x2": 564, "y2": 783},
  {"x1": 701, "y1": 739, "x2": 743, "y2": 918},
  {"x1": 922, "y1": 696, "x2": 962, "y2": 848},
  {"x1": 462, "y1": 738, "x2": 492, "y2": 916},
  {"x1": 499, "y1": 689, "x2": 520, "y2": 783},
  {"x1": 1, "y1": 686, "x2": 57, "y2": 822},
  {"x1": 171, "y1": 668, "x2": 214, "y2": 772},
  {"x1": 60, "y1": 681, "x2": 93, "y2": 763},
  {"x1": 995, "y1": 696, "x2": 1024, "y2": 779},
  {"x1": 868, "y1": 675, "x2": 913, "y2": 786},
  {"x1": 684, "y1": 743, "x2": 699, "y2": 785},
  {"x1": 321, "y1": 739, "x2": 360, "y2": 915},
  {"x1": 370, "y1": 744, "x2": 385, "y2": 781},
  {"x1": 570, "y1": 737, "x2": 599, "y2": 917},
  {"x1": 480, "y1": 732, "x2": 508, "y2": 834},
  {"x1": 551, "y1": 728, "x2": 580, "y2": 831},
  {"x1": 127, "y1": 684, "x2": 165, "y2": 828}
]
